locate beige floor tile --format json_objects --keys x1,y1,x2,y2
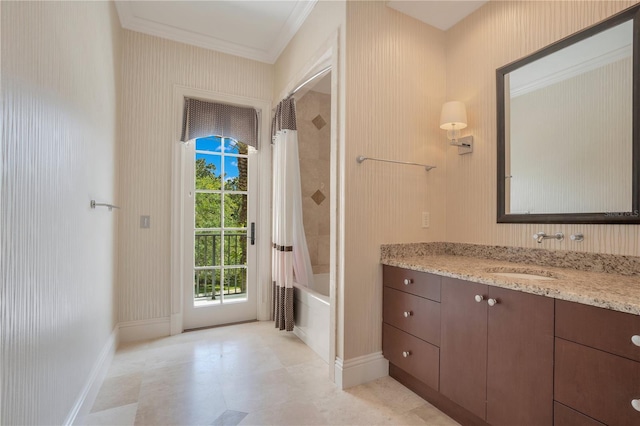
[
  {"x1": 107, "y1": 350, "x2": 148, "y2": 378},
  {"x1": 134, "y1": 379, "x2": 226, "y2": 425},
  {"x1": 91, "y1": 372, "x2": 143, "y2": 413},
  {"x1": 239, "y1": 401, "x2": 328, "y2": 426},
  {"x1": 221, "y1": 368, "x2": 307, "y2": 413},
  {"x1": 347, "y1": 376, "x2": 427, "y2": 414},
  {"x1": 410, "y1": 403, "x2": 460, "y2": 425},
  {"x1": 83, "y1": 403, "x2": 138, "y2": 426},
  {"x1": 88, "y1": 321, "x2": 457, "y2": 426}
]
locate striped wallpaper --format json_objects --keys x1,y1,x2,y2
[
  {"x1": 117, "y1": 31, "x2": 273, "y2": 323},
  {"x1": 1, "y1": 2, "x2": 121, "y2": 424},
  {"x1": 445, "y1": 0, "x2": 640, "y2": 255},
  {"x1": 344, "y1": 1, "x2": 447, "y2": 360}
]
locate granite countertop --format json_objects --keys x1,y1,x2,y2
[{"x1": 381, "y1": 243, "x2": 640, "y2": 316}]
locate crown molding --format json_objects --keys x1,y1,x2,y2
[{"x1": 115, "y1": 1, "x2": 317, "y2": 64}]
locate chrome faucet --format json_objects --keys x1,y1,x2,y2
[{"x1": 533, "y1": 232, "x2": 564, "y2": 243}]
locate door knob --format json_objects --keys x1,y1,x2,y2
[
  {"x1": 402, "y1": 351, "x2": 411, "y2": 358},
  {"x1": 403, "y1": 311, "x2": 413, "y2": 318},
  {"x1": 474, "y1": 295, "x2": 484, "y2": 302},
  {"x1": 632, "y1": 399, "x2": 640, "y2": 412},
  {"x1": 403, "y1": 278, "x2": 413, "y2": 285},
  {"x1": 487, "y1": 298, "x2": 498, "y2": 307},
  {"x1": 632, "y1": 335, "x2": 640, "y2": 347}
]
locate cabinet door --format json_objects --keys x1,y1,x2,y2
[
  {"x1": 383, "y1": 287, "x2": 440, "y2": 345},
  {"x1": 440, "y1": 277, "x2": 488, "y2": 420},
  {"x1": 555, "y1": 338, "x2": 640, "y2": 426},
  {"x1": 383, "y1": 266, "x2": 441, "y2": 301},
  {"x1": 383, "y1": 323, "x2": 440, "y2": 390},
  {"x1": 486, "y1": 286, "x2": 554, "y2": 426}
]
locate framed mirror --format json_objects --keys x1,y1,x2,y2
[{"x1": 497, "y1": 4, "x2": 640, "y2": 224}]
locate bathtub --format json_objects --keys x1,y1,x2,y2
[{"x1": 293, "y1": 273, "x2": 330, "y2": 363}]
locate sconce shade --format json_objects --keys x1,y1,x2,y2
[{"x1": 439, "y1": 101, "x2": 468, "y2": 130}]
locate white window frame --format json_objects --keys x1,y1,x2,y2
[{"x1": 170, "y1": 86, "x2": 272, "y2": 335}]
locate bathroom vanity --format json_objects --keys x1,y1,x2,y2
[{"x1": 381, "y1": 243, "x2": 640, "y2": 426}]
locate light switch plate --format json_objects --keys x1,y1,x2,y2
[{"x1": 140, "y1": 215, "x2": 150, "y2": 229}]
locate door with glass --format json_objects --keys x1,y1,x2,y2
[{"x1": 183, "y1": 135, "x2": 257, "y2": 329}]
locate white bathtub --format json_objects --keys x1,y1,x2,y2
[{"x1": 293, "y1": 273, "x2": 330, "y2": 363}]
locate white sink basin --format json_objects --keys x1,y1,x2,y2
[{"x1": 485, "y1": 267, "x2": 559, "y2": 281}]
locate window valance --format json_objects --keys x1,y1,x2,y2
[{"x1": 181, "y1": 98, "x2": 259, "y2": 149}]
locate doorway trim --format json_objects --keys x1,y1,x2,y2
[
  {"x1": 277, "y1": 31, "x2": 342, "y2": 382},
  {"x1": 170, "y1": 86, "x2": 272, "y2": 335}
]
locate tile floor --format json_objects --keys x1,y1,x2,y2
[{"x1": 82, "y1": 321, "x2": 458, "y2": 426}]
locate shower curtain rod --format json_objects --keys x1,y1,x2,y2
[{"x1": 288, "y1": 66, "x2": 332, "y2": 98}]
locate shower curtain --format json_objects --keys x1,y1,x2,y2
[{"x1": 272, "y1": 97, "x2": 314, "y2": 331}]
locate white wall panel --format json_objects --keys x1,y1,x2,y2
[
  {"x1": 445, "y1": 0, "x2": 640, "y2": 256},
  {"x1": 1, "y1": 1, "x2": 121, "y2": 424},
  {"x1": 118, "y1": 31, "x2": 273, "y2": 323}
]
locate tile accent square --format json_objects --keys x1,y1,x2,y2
[
  {"x1": 311, "y1": 190, "x2": 326, "y2": 206},
  {"x1": 312, "y1": 114, "x2": 326, "y2": 130}
]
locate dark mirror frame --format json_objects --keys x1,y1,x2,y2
[{"x1": 497, "y1": 4, "x2": 640, "y2": 224}]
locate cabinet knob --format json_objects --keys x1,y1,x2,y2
[
  {"x1": 402, "y1": 351, "x2": 411, "y2": 358},
  {"x1": 474, "y1": 295, "x2": 484, "y2": 303},
  {"x1": 403, "y1": 311, "x2": 413, "y2": 318},
  {"x1": 487, "y1": 298, "x2": 498, "y2": 307},
  {"x1": 632, "y1": 335, "x2": 640, "y2": 347},
  {"x1": 403, "y1": 278, "x2": 413, "y2": 285},
  {"x1": 632, "y1": 399, "x2": 640, "y2": 412}
]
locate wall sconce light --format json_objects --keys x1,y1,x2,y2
[{"x1": 440, "y1": 101, "x2": 473, "y2": 155}]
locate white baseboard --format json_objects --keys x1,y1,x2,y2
[
  {"x1": 119, "y1": 317, "x2": 171, "y2": 343},
  {"x1": 64, "y1": 326, "x2": 119, "y2": 425},
  {"x1": 334, "y1": 351, "x2": 389, "y2": 389},
  {"x1": 170, "y1": 313, "x2": 183, "y2": 336}
]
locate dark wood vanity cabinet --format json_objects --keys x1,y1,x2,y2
[
  {"x1": 554, "y1": 300, "x2": 640, "y2": 425},
  {"x1": 382, "y1": 265, "x2": 640, "y2": 426},
  {"x1": 440, "y1": 277, "x2": 555, "y2": 426},
  {"x1": 382, "y1": 266, "x2": 441, "y2": 391}
]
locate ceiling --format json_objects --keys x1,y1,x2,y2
[
  {"x1": 386, "y1": 1, "x2": 488, "y2": 31},
  {"x1": 115, "y1": 1, "x2": 487, "y2": 65},
  {"x1": 115, "y1": 1, "x2": 317, "y2": 64}
]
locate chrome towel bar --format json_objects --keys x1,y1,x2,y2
[
  {"x1": 356, "y1": 155, "x2": 436, "y2": 172},
  {"x1": 90, "y1": 200, "x2": 120, "y2": 211}
]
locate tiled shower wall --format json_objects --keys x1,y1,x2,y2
[{"x1": 297, "y1": 90, "x2": 331, "y2": 274}]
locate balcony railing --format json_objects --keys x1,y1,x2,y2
[{"x1": 194, "y1": 232, "x2": 247, "y2": 301}]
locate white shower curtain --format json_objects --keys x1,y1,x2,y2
[{"x1": 272, "y1": 97, "x2": 314, "y2": 331}]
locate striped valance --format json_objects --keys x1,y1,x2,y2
[{"x1": 181, "y1": 98, "x2": 259, "y2": 149}]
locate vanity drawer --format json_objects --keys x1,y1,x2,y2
[
  {"x1": 383, "y1": 287, "x2": 440, "y2": 346},
  {"x1": 554, "y1": 402, "x2": 605, "y2": 426},
  {"x1": 555, "y1": 338, "x2": 640, "y2": 426},
  {"x1": 383, "y1": 265, "x2": 441, "y2": 302},
  {"x1": 383, "y1": 323, "x2": 439, "y2": 390},
  {"x1": 556, "y1": 299, "x2": 640, "y2": 361}
]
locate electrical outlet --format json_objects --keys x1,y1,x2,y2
[
  {"x1": 422, "y1": 212, "x2": 430, "y2": 228},
  {"x1": 140, "y1": 215, "x2": 151, "y2": 229}
]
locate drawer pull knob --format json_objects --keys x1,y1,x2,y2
[
  {"x1": 403, "y1": 278, "x2": 413, "y2": 285},
  {"x1": 403, "y1": 311, "x2": 413, "y2": 318},
  {"x1": 487, "y1": 298, "x2": 498, "y2": 307},
  {"x1": 402, "y1": 351, "x2": 411, "y2": 358},
  {"x1": 474, "y1": 295, "x2": 484, "y2": 302},
  {"x1": 632, "y1": 335, "x2": 640, "y2": 347},
  {"x1": 632, "y1": 399, "x2": 640, "y2": 412}
]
